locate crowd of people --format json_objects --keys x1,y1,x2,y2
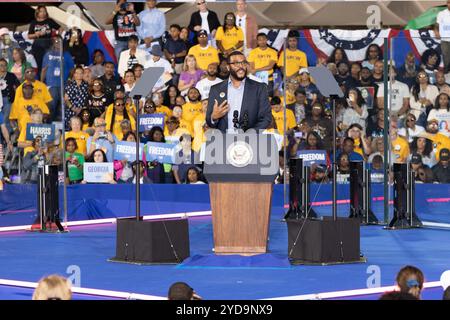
[
  {"x1": 31, "y1": 265, "x2": 450, "y2": 300},
  {"x1": 0, "y1": 0, "x2": 449, "y2": 186}
]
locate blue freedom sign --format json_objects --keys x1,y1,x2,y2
[
  {"x1": 138, "y1": 113, "x2": 165, "y2": 131},
  {"x1": 26, "y1": 123, "x2": 55, "y2": 141},
  {"x1": 83, "y1": 163, "x2": 114, "y2": 183},
  {"x1": 296, "y1": 150, "x2": 328, "y2": 167},
  {"x1": 114, "y1": 141, "x2": 144, "y2": 161},
  {"x1": 146, "y1": 142, "x2": 176, "y2": 163}
]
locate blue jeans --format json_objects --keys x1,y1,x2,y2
[
  {"x1": 49, "y1": 86, "x2": 62, "y2": 122},
  {"x1": 1, "y1": 97, "x2": 12, "y2": 133},
  {"x1": 114, "y1": 40, "x2": 129, "y2": 62}
]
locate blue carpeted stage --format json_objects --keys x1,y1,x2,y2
[{"x1": 0, "y1": 210, "x2": 448, "y2": 300}]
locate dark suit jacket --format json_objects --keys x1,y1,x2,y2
[
  {"x1": 188, "y1": 10, "x2": 221, "y2": 34},
  {"x1": 206, "y1": 78, "x2": 272, "y2": 133}
]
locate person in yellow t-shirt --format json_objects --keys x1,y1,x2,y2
[
  {"x1": 104, "y1": 90, "x2": 136, "y2": 121},
  {"x1": 164, "y1": 116, "x2": 191, "y2": 143},
  {"x1": 105, "y1": 98, "x2": 136, "y2": 141},
  {"x1": 424, "y1": 119, "x2": 450, "y2": 161},
  {"x1": 390, "y1": 120, "x2": 410, "y2": 163},
  {"x1": 192, "y1": 99, "x2": 208, "y2": 153},
  {"x1": 172, "y1": 105, "x2": 193, "y2": 136},
  {"x1": 248, "y1": 33, "x2": 278, "y2": 96},
  {"x1": 13, "y1": 67, "x2": 52, "y2": 105},
  {"x1": 9, "y1": 82, "x2": 50, "y2": 132},
  {"x1": 270, "y1": 96, "x2": 296, "y2": 136},
  {"x1": 151, "y1": 92, "x2": 172, "y2": 121},
  {"x1": 182, "y1": 87, "x2": 203, "y2": 124},
  {"x1": 188, "y1": 30, "x2": 220, "y2": 71},
  {"x1": 215, "y1": 13, "x2": 244, "y2": 58},
  {"x1": 17, "y1": 108, "x2": 45, "y2": 156},
  {"x1": 64, "y1": 116, "x2": 90, "y2": 156},
  {"x1": 277, "y1": 31, "x2": 308, "y2": 78}
]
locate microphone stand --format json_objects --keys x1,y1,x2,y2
[{"x1": 133, "y1": 95, "x2": 142, "y2": 221}]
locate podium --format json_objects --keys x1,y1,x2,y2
[{"x1": 203, "y1": 131, "x2": 279, "y2": 255}]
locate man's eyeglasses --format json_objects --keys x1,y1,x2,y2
[
  {"x1": 196, "y1": 1, "x2": 205, "y2": 5},
  {"x1": 406, "y1": 118, "x2": 415, "y2": 122},
  {"x1": 145, "y1": 105, "x2": 155, "y2": 108},
  {"x1": 418, "y1": 74, "x2": 428, "y2": 79},
  {"x1": 229, "y1": 61, "x2": 248, "y2": 67},
  {"x1": 115, "y1": 103, "x2": 125, "y2": 106}
]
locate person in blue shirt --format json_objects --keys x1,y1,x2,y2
[
  {"x1": 41, "y1": 37, "x2": 74, "y2": 122},
  {"x1": 335, "y1": 137, "x2": 364, "y2": 162},
  {"x1": 137, "y1": 0, "x2": 166, "y2": 53}
]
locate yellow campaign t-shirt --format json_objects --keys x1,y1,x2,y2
[
  {"x1": 18, "y1": 127, "x2": 34, "y2": 155},
  {"x1": 182, "y1": 101, "x2": 203, "y2": 124},
  {"x1": 192, "y1": 113, "x2": 206, "y2": 153},
  {"x1": 10, "y1": 97, "x2": 50, "y2": 132},
  {"x1": 215, "y1": 26, "x2": 244, "y2": 51},
  {"x1": 248, "y1": 47, "x2": 278, "y2": 80},
  {"x1": 14, "y1": 80, "x2": 53, "y2": 105},
  {"x1": 156, "y1": 105, "x2": 173, "y2": 120},
  {"x1": 271, "y1": 108, "x2": 296, "y2": 135},
  {"x1": 64, "y1": 131, "x2": 90, "y2": 155},
  {"x1": 391, "y1": 136, "x2": 410, "y2": 163},
  {"x1": 178, "y1": 119, "x2": 193, "y2": 136},
  {"x1": 277, "y1": 49, "x2": 308, "y2": 77},
  {"x1": 429, "y1": 133, "x2": 450, "y2": 161},
  {"x1": 353, "y1": 138, "x2": 364, "y2": 156},
  {"x1": 164, "y1": 127, "x2": 191, "y2": 141},
  {"x1": 188, "y1": 45, "x2": 220, "y2": 71},
  {"x1": 105, "y1": 113, "x2": 136, "y2": 141},
  {"x1": 104, "y1": 102, "x2": 136, "y2": 120}
]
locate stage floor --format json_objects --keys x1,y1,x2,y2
[{"x1": 0, "y1": 211, "x2": 448, "y2": 300}]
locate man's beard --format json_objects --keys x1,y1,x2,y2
[
  {"x1": 230, "y1": 68, "x2": 247, "y2": 81},
  {"x1": 427, "y1": 127, "x2": 438, "y2": 134},
  {"x1": 207, "y1": 70, "x2": 217, "y2": 77}
]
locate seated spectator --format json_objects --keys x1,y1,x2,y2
[
  {"x1": 64, "y1": 66, "x2": 89, "y2": 130},
  {"x1": 13, "y1": 66, "x2": 53, "y2": 107},
  {"x1": 65, "y1": 116, "x2": 90, "y2": 156},
  {"x1": 335, "y1": 61, "x2": 358, "y2": 90},
  {"x1": 181, "y1": 87, "x2": 203, "y2": 124},
  {"x1": 118, "y1": 35, "x2": 149, "y2": 79},
  {"x1": 327, "y1": 47, "x2": 349, "y2": 65},
  {"x1": 398, "y1": 113, "x2": 424, "y2": 143},
  {"x1": 192, "y1": 99, "x2": 208, "y2": 153},
  {"x1": 435, "y1": 71, "x2": 450, "y2": 95},
  {"x1": 188, "y1": 29, "x2": 220, "y2": 72},
  {"x1": 396, "y1": 265, "x2": 424, "y2": 299},
  {"x1": 0, "y1": 57, "x2": 20, "y2": 132},
  {"x1": 311, "y1": 164, "x2": 329, "y2": 183},
  {"x1": 342, "y1": 88, "x2": 369, "y2": 130},
  {"x1": 9, "y1": 82, "x2": 49, "y2": 133},
  {"x1": 127, "y1": 160, "x2": 153, "y2": 184},
  {"x1": 283, "y1": 77, "x2": 300, "y2": 109},
  {"x1": 390, "y1": 119, "x2": 410, "y2": 164},
  {"x1": 410, "y1": 135, "x2": 437, "y2": 168},
  {"x1": 336, "y1": 137, "x2": 364, "y2": 161},
  {"x1": 87, "y1": 117, "x2": 116, "y2": 162},
  {"x1": 423, "y1": 119, "x2": 450, "y2": 161},
  {"x1": 297, "y1": 68, "x2": 319, "y2": 106},
  {"x1": 305, "y1": 102, "x2": 334, "y2": 152},
  {"x1": 7, "y1": 47, "x2": 32, "y2": 82},
  {"x1": 180, "y1": 27, "x2": 192, "y2": 50},
  {"x1": 173, "y1": 134, "x2": 201, "y2": 184},
  {"x1": 105, "y1": 97, "x2": 136, "y2": 142},
  {"x1": 65, "y1": 137, "x2": 85, "y2": 184},
  {"x1": 172, "y1": 105, "x2": 193, "y2": 136},
  {"x1": 22, "y1": 136, "x2": 48, "y2": 183},
  {"x1": 123, "y1": 69, "x2": 136, "y2": 95},
  {"x1": 428, "y1": 93, "x2": 450, "y2": 137},
  {"x1": 397, "y1": 52, "x2": 419, "y2": 89},
  {"x1": 370, "y1": 154, "x2": 384, "y2": 176},
  {"x1": 178, "y1": 55, "x2": 205, "y2": 95},
  {"x1": 372, "y1": 60, "x2": 384, "y2": 85},
  {"x1": 168, "y1": 282, "x2": 201, "y2": 300},
  {"x1": 100, "y1": 61, "x2": 120, "y2": 102},
  {"x1": 32, "y1": 275, "x2": 72, "y2": 300},
  {"x1": 290, "y1": 88, "x2": 308, "y2": 124},
  {"x1": 145, "y1": 126, "x2": 172, "y2": 183},
  {"x1": 152, "y1": 91, "x2": 172, "y2": 119},
  {"x1": 346, "y1": 123, "x2": 371, "y2": 158},
  {"x1": 163, "y1": 24, "x2": 187, "y2": 76},
  {"x1": 89, "y1": 49, "x2": 106, "y2": 78},
  {"x1": 114, "y1": 131, "x2": 137, "y2": 183},
  {"x1": 185, "y1": 166, "x2": 206, "y2": 184},
  {"x1": 366, "y1": 108, "x2": 385, "y2": 142},
  {"x1": 88, "y1": 78, "x2": 110, "y2": 119},
  {"x1": 362, "y1": 44, "x2": 383, "y2": 70},
  {"x1": 82, "y1": 149, "x2": 116, "y2": 184},
  {"x1": 64, "y1": 27, "x2": 89, "y2": 66},
  {"x1": 410, "y1": 153, "x2": 425, "y2": 181},
  {"x1": 215, "y1": 12, "x2": 244, "y2": 59},
  {"x1": 83, "y1": 66, "x2": 94, "y2": 85},
  {"x1": 368, "y1": 137, "x2": 384, "y2": 163},
  {"x1": 420, "y1": 48, "x2": 440, "y2": 84},
  {"x1": 358, "y1": 66, "x2": 376, "y2": 87},
  {"x1": 410, "y1": 71, "x2": 439, "y2": 125},
  {"x1": 17, "y1": 108, "x2": 45, "y2": 156},
  {"x1": 277, "y1": 30, "x2": 308, "y2": 79},
  {"x1": 432, "y1": 148, "x2": 450, "y2": 183},
  {"x1": 162, "y1": 85, "x2": 181, "y2": 109},
  {"x1": 132, "y1": 62, "x2": 145, "y2": 83},
  {"x1": 337, "y1": 153, "x2": 350, "y2": 175},
  {"x1": 217, "y1": 59, "x2": 230, "y2": 80},
  {"x1": 80, "y1": 108, "x2": 94, "y2": 134},
  {"x1": 416, "y1": 165, "x2": 433, "y2": 183},
  {"x1": 270, "y1": 96, "x2": 296, "y2": 137},
  {"x1": 376, "y1": 65, "x2": 410, "y2": 119},
  {"x1": 105, "y1": 1, "x2": 140, "y2": 59},
  {"x1": 144, "y1": 44, "x2": 173, "y2": 92},
  {"x1": 350, "y1": 62, "x2": 362, "y2": 83},
  {"x1": 164, "y1": 116, "x2": 191, "y2": 143},
  {"x1": 195, "y1": 62, "x2": 221, "y2": 100}
]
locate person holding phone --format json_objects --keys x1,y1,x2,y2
[{"x1": 342, "y1": 88, "x2": 369, "y2": 130}]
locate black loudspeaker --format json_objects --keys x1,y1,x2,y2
[
  {"x1": 112, "y1": 218, "x2": 190, "y2": 264},
  {"x1": 287, "y1": 217, "x2": 361, "y2": 264}
]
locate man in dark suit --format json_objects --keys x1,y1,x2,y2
[{"x1": 206, "y1": 51, "x2": 272, "y2": 133}]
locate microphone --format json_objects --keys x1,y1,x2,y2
[
  {"x1": 243, "y1": 111, "x2": 249, "y2": 131},
  {"x1": 233, "y1": 110, "x2": 239, "y2": 129}
]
